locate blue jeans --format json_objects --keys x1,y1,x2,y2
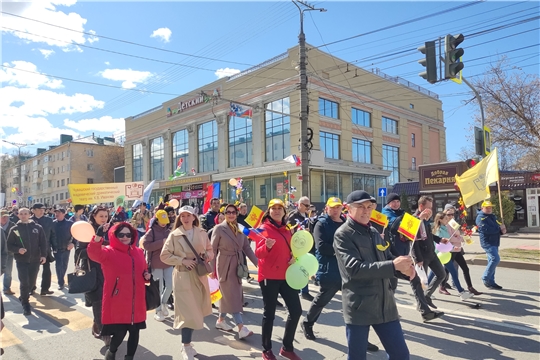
[
  {"x1": 3, "y1": 253, "x2": 14, "y2": 291},
  {"x1": 346, "y1": 320, "x2": 409, "y2": 360},
  {"x1": 428, "y1": 254, "x2": 464, "y2": 293},
  {"x1": 219, "y1": 312, "x2": 243, "y2": 325},
  {"x1": 55, "y1": 250, "x2": 71, "y2": 287},
  {"x1": 152, "y1": 267, "x2": 173, "y2": 312},
  {"x1": 482, "y1": 245, "x2": 500, "y2": 285}
]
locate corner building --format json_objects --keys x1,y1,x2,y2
[{"x1": 125, "y1": 45, "x2": 446, "y2": 209}]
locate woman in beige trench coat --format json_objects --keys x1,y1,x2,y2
[
  {"x1": 210, "y1": 204, "x2": 258, "y2": 340},
  {"x1": 160, "y1": 205, "x2": 214, "y2": 360}
]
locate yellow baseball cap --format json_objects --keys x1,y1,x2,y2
[
  {"x1": 155, "y1": 210, "x2": 170, "y2": 225},
  {"x1": 326, "y1": 197, "x2": 342, "y2": 207},
  {"x1": 481, "y1": 200, "x2": 493, "y2": 208},
  {"x1": 268, "y1": 199, "x2": 285, "y2": 208}
]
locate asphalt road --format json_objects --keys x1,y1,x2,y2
[{"x1": 2, "y1": 253, "x2": 539, "y2": 360}]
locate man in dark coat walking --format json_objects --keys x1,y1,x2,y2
[{"x1": 30, "y1": 203, "x2": 56, "y2": 295}]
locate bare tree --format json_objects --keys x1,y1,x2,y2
[{"x1": 96, "y1": 145, "x2": 124, "y2": 183}]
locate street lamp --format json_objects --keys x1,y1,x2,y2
[{"x1": 2, "y1": 139, "x2": 34, "y2": 206}]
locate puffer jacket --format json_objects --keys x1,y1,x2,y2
[
  {"x1": 255, "y1": 218, "x2": 293, "y2": 282},
  {"x1": 7, "y1": 220, "x2": 47, "y2": 263},
  {"x1": 476, "y1": 210, "x2": 502, "y2": 247},
  {"x1": 314, "y1": 214, "x2": 344, "y2": 283},
  {"x1": 333, "y1": 217, "x2": 398, "y2": 326},
  {"x1": 88, "y1": 223, "x2": 147, "y2": 325},
  {"x1": 139, "y1": 223, "x2": 171, "y2": 269}
]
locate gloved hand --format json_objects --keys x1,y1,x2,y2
[{"x1": 96, "y1": 225, "x2": 107, "y2": 237}]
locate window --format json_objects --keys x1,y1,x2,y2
[
  {"x1": 382, "y1": 116, "x2": 398, "y2": 135},
  {"x1": 61, "y1": 179, "x2": 65, "y2": 186},
  {"x1": 87, "y1": 178, "x2": 94, "y2": 184},
  {"x1": 411, "y1": 133, "x2": 416, "y2": 147},
  {"x1": 61, "y1": 165, "x2": 65, "y2": 173},
  {"x1": 87, "y1": 149, "x2": 94, "y2": 157},
  {"x1": 61, "y1": 151, "x2": 65, "y2": 159},
  {"x1": 352, "y1": 139, "x2": 372, "y2": 163},
  {"x1": 150, "y1": 137, "x2": 164, "y2": 180},
  {"x1": 172, "y1": 130, "x2": 188, "y2": 174},
  {"x1": 65, "y1": 192, "x2": 69, "y2": 199},
  {"x1": 57, "y1": 180, "x2": 60, "y2": 187},
  {"x1": 87, "y1": 164, "x2": 94, "y2": 171},
  {"x1": 320, "y1": 132, "x2": 340, "y2": 159},
  {"x1": 229, "y1": 116, "x2": 253, "y2": 167},
  {"x1": 412, "y1": 157, "x2": 417, "y2": 170},
  {"x1": 410, "y1": 103, "x2": 414, "y2": 109},
  {"x1": 265, "y1": 97, "x2": 290, "y2": 162},
  {"x1": 352, "y1": 108, "x2": 371, "y2": 127},
  {"x1": 132, "y1": 144, "x2": 143, "y2": 181},
  {"x1": 56, "y1": 194, "x2": 58, "y2": 200},
  {"x1": 198, "y1": 121, "x2": 218, "y2": 173},
  {"x1": 319, "y1": 98, "x2": 339, "y2": 119},
  {"x1": 60, "y1": 193, "x2": 64, "y2": 200},
  {"x1": 382, "y1": 145, "x2": 400, "y2": 186},
  {"x1": 67, "y1": 178, "x2": 69, "y2": 185}
]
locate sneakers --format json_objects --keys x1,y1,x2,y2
[
  {"x1": 460, "y1": 291, "x2": 474, "y2": 301},
  {"x1": 262, "y1": 350, "x2": 277, "y2": 360},
  {"x1": 301, "y1": 322, "x2": 316, "y2": 340},
  {"x1": 425, "y1": 296, "x2": 437, "y2": 309},
  {"x1": 279, "y1": 347, "x2": 302, "y2": 360},
  {"x1": 154, "y1": 311, "x2": 166, "y2": 322},
  {"x1": 468, "y1": 286, "x2": 483, "y2": 295},
  {"x1": 215, "y1": 320, "x2": 234, "y2": 331},
  {"x1": 58, "y1": 285, "x2": 65, "y2": 290},
  {"x1": 300, "y1": 293, "x2": 314, "y2": 301},
  {"x1": 422, "y1": 310, "x2": 444, "y2": 322},
  {"x1": 439, "y1": 287, "x2": 451, "y2": 296},
  {"x1": 182, "y1": 345, "x2": 195, "y2": 360},
  {"x1": 161, "y1": 306, "x2": 169, "y2": 317},
  {"x1": 238, "y1": 326, "x2": 253, "y2": 339},
  {"x1": 23, "y1": 305, "x2": 31, "y2": 316}
]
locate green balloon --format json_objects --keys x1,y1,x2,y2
[
  {"x1": 297, "y1": 253, "x2": 318, "y2": 277},
  {"x1": 285, "y1": 263, "x2": 310, "y2": 290},
  {"x1": 438, "y1": 251, "x2": 452, "y2": 265},
  {"x1": 291, "y1": 230, "x2": 314, "y2": 257}
]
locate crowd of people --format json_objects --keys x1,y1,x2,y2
[{"x1": 0, "y1": 189, "x2": 507, "y2": 360}]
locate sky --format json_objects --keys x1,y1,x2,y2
[{"x1": 1, "y1": 0, "x2": 538, "y2": 161}]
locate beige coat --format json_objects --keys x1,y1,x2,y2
[
  {"x1": 211, "y1": 222, "x2": 258, "y2": 314},
  {"x1": 160, "y1": 226, "x2": 214, "y2": 330}
]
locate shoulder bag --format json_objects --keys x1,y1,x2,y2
[
  {"x1": 181, "y1": 234, "x2": 212, "y2": 276},
  {"x1": 68, "y1": 255, "x2": 97, "y2": 294},
  {"x1": 233, "y1": 231, "x2": 249, "y2": 279}
]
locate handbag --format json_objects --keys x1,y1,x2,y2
[
  {"x1": 47, "y1": 250, "x2": 56, "y2": 263},
  {"x1": 181, "y1": 235, "x2": 212, "y2": 276},
  {"x1": 145, "y1": 274, "x2": 161, "y2": 311},
  {"x1": 68, "y1": 257, "x2": 97, "y2": 294}
]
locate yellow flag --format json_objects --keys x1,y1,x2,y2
[
  {"x1": 448, "y1": 218, "x2": 460, "y2": 230},
  {"x1": 455, "y1": 147, "x2": 499, "y2": 208},
  {"x1": 246, "y1": 205, "x2": 264, "y2": 228},
  {"x1": 398, "y1": 213, "x2": 422, "y2": 241},
  {"x1": 370, "y1": 210, "x2": 389, "y2": 228}
]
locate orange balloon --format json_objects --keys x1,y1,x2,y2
[{"x1": 70, "y1": 221, "x2": 95, "y2": 243}]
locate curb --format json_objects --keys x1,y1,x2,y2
[{"x1": 467, "y1": 258, "x2": 540, "y2": 271}]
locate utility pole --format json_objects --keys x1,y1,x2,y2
[
  {"x1": 2, "y1": 139, "x2": 33, "y2": 206},
  {"x1": 293, "y1": 0, "x2": 326, "y2": 197}
]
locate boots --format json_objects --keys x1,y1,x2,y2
[
  {"x1": 468, "y1": 286, "x2": 483, "y2": 295},
  {"x1": 104, "y1": 349, "x2": 116, "y2": 360}
]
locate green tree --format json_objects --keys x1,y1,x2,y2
[
  {"x1": 400, "y1": 191, "x2": 412, "y2": 214},
  {"x1": 489, "y1": 192, "x2": 515, "y2": 228}
]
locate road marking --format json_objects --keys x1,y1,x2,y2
[{"x1": 1, "y1": 327, "x2": 23, "y2": 347}]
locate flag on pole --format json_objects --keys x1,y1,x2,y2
[
  {"x1": 455, "y1": 148, "x2": 499, "y2": 208},
  {"x1": 283, "y1": 154, "x2": 301, "y2": 167},
  {"x1": 398, "y1": 213, "x2": 422, "y2": 241},
  {"x1": 245, "y1": 205, "x2": 264, "y2": 228},
  {"x1": 203, "y1": 184, "x2": 214, "y2": 214},
  {"x1": 229, "y1": 103, "x2": 253, "y2": 118},
  {"x1": 370, "y1": 210, "x2": 389, "y2": 228},
  {"x1": 448, "y1": 218, "x2": 461, "y2": 230}
]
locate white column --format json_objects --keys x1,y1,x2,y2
[
  {"x1": 187, "y1": 124, "x2": 197, "y2": 173},
  {"x1": 216, "y1": 114, "x2": 228, "y2": 173},
  {"x1": 163, "y1": 130, "x2": 172, "y2": 179}
]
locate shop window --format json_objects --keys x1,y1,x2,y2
[
  {"x1": 87, "y1": 178, "x2": 94, "y2": 184},
  {"x1": 172, "y1": 129, "x2": 189, "y2": 174},
  {"x1": 265, "y1": 97, "x2": 290, "y2": 162},
  {"x1": 382, "y1": 144, "x2": 399, "y2": 186},
  {"x1": 132, "y1": 143, "x2": 143, "y2": 181},
  {"x1": 352, "y1": 138, "x2": 371, "y2": 163},
  {"x1": 382, "y1": 116, "x2": 398, "y2": 135},
  {"x1": 198, "y1": 120, "x2": 218, "y2": 173},
  {"x1": 319, "y1": 98, "x2": 339, "y2": 119},
  {"x1": 229, "y1": 116, "x2": 253, "y2": 168},
  {"x1": 151, "y1": 137, "x2": 164, "y2": 180},
  {"x1": 320, "y1": 132, "x2": 340, "y2": 159},
  {"x1": 352, "y1": 108, "x2": 370, "y2": 127}
]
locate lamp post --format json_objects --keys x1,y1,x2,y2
[
  {"x1": 2, "y1": 139, "x2": 34, "y2": 206},
  {"x1": 292, "y1": 0, "x2": 326, "y2": 197}
]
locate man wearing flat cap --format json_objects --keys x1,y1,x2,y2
[{"x1": 30, "y1": 203, "x2": 56, "y2": 296}]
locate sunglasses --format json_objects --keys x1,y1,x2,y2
[
  {"x1": 225, "y1": 211, "x2": 237, "y2": 215},
  {"x1": 446, "y1": 214, "x2": 455, "y2": 217},
  {"x1": 117, "y1": 233, "x2": 132, "y2": 239},
  {"x1": 301, "y1": 203, "x2": 311, "y2": 207}
]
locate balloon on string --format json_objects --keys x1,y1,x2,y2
[
  {"x1": 285, "y1": 263, "x2": 310, "y2": 290},
  {"x1": 437, "y1": 251, "x2": 452, "y2": 265},
  {"x1": 168, "y1": 198, "x2": 180, "y2": 209},
  {"x1": 297, "y1": 253, "x2": 318, "y2": 277},
  {"x1": 435, "y1": 242, "x2": 453, "y2": 253},
  {"x1": 229, "y1": 178, "x2": 238, "y2": 187},
  {"x1": 71, "y1": 221, "x2": 95, "y2": 243},
  {"x1": 290, "y1": 230, "x2": 314, "y2": 257}
]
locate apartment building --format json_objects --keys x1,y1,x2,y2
[{"x1": 5, "y1": 135, "x2": 124, "y2": 207}]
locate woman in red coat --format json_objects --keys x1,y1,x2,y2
[
  {"x1": 88, "y1": 222, "x2": 150, "y2": 360},
  {"x1": 256, "y1": 199, "x2": 302, "y2": 360}
]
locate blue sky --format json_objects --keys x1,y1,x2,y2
[{"x1": 1, "y1": 0, "x2": 538, "y2": 161}]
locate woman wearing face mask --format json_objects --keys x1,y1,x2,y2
[
  {"x1": 75, "y1": 206, "x2": 111, "y2": 346},
  {"x1": 210, "y1": 204, "x2": 258, "y2": 339},
  {"x1": 160, "y1": 206, "x2": 214, "y2": 360},
  {"x1": 88, "y1": 222, "x2": 150, "y2": 360}
]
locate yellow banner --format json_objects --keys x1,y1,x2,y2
[
  {"x1": 68, "y1": 182, "x2": 145, "y2": 205},
  {"x1": 398, "y1": 213, "x2": 422, "y2": 241},
  {"x1": 455, "y1": 148, "x2": 499, "y2": 208}
]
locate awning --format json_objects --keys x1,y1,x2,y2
[{"x1": 391, "y1": 181, "x2": 420, "y2": 196}]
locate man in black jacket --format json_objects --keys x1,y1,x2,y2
[
  {"x1": 30, "y1": 203, "x2": 56, "y2": 296},
  {"x1": 202, "y1": 198, "x2": 221, "y2": 231},
  {"x1": 53, "y1": 209, "x2": 74, "y2": 290},
  {"x1": 7, "y1": 208, "x2": 47, "y2": 315},
  {"x1": 1, "y1": 210, "x2": 16, "y2": 295}
]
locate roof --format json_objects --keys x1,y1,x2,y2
[{"x1": 392, "y1": 181, "x2": 420, "y2": 196}]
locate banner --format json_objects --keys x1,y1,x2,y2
[
  {"x1": 68, "y1": 182, "x2": 144, "y2": 205},
  {"x1": 455, "y1": 148, "x2": 499, "y2": 208},
  {"x1": 398, "y1": 213, "x2": 422, "y2": 241}
]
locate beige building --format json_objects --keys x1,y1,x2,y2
[
  {"x1": 4, "y1": 135, "x2": 124, "y2": 207},
  {"x1": 124, "y1": 45, "x2": 446, "y2": 209}
]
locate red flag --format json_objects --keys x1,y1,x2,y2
[
  {"x1": 203, "y1": 184, "x2": 214, "y2": 214},
  {"x1": 177, "y1": 158, "x2": 183, "y2": 169}
]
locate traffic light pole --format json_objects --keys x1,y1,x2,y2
[{"x1": 461, "y1": 76, "x2": 485, "y2": 130}]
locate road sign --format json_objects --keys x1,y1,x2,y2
[{"x1": 378, "y1": 188, "x2": 387, "y2": 197}]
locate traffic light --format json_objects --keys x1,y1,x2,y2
[
  {"x1": 444, "y1": 34, "x2": 464, "y2": 79},
  {"x1": 418, "y1": 41, "x2": 437, "y2": 84},
  {"x1": 465, "y1": 159, "x2": 476, "y2": 169}
]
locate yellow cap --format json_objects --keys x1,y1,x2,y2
[
  {"x1": 268, "y1": 198, "x2": 285, "y2": 208},
  {"x1": 155, "y1": 210, "x2": 170, "y2": 225},
  {"x1": 326, "y1": 197, "x2": 342, "y2": 207},
  {"x1": 481, "y1": 200, "x2": 493, "y2": 208}
]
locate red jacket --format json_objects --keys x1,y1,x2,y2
[
  {"x1": 255, "y1": 219, "x2": 293, "y2": 282},
  {"x1": 88, "y1": 223, "x2": 147, "y2": 325}
]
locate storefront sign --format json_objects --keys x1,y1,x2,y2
[
  {"x1": 170, "y1": 186, "x2": 183, "y2": 193},
  {"x1": 170, "y1": 190, "x2": 207, "y2": 200},
  {"x1": 499, "y1": 172, "x2": 540, "y2": 189},
  {"x1": 419, "y1": 162, "x2": 466, "y2": 192},
  {"x1": 167, "y1": 88, "x2": 220, "y2": 118},
  {"x1": 68, "y1": 182, "x2": 144, "y2": 205},
  {"x1": 157, "y1": 175, "x2": 211, "y2": 189},
  {"x1": 182, "y1": 183, "x2": 204, "y2": 191}
]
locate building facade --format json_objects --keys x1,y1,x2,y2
[
  {"x1": 124, "y1": 46, "x2": 446, "y2": 209},
  {"x1": 4, "y1": 135, "x2": 124, "y2": 207}
]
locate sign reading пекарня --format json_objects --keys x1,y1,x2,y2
[{"x1": 68, "y1": 182, "x2": 144, "y2": 205}]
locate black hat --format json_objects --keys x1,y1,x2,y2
[
  {"x1": 54, "y1": 208, "x2": 66, "y2": 214},
  {"x1": 346, "y1": 190, "x2": 377, "y2": 205},
  {"x1": 31, "y1": 203, "x2": 46, "y2": 210},
  {"x1": 386, "y1": 193, "x2": 401, "y2": 204}
]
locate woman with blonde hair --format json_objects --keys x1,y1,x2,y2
[
  {"x1": 210, "y1": 204, "x2": 258, "y2": 339},
  {"x1": 160, "y1": 206, "x2": 214, "y2": 360}
]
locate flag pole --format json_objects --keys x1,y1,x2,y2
[{"x1": 497, "y1": 180, "x2": 504, "y2": 224}]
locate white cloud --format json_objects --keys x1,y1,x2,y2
[
  {"x1": 1, "y1": 115, "x2": 80, "y2": 146},
  {"x1": 105, "y1": 61, "x2": 110, "y2": 66},
  {"x1": 38, "y1": 49, "x2": 55, "y2": 59},
  {"x1": 0, "y1": 61, "x2": 63, "y2": 89},
  {"x1": 63, "y1": 116, "x2": 124, "y2": 132},
  {"x1": 215, "y1": 68, "x2": 241, "y2": 79},
  {"x1": 87, "y1": 29, "x2": 99, "y2": 43},
  {"x1": 100, "y1": 68, "x2": 152, "y2": 89},
  {"x1": 1, "y1": 1, "x2": 94, "y2": 50},
  {"x1": 150, "y1": 27, "x2": 171, "y2": 43}
]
